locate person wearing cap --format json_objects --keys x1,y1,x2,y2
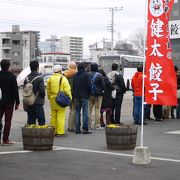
[
  {"x1": 24, "y1": 60, "x2": 46, "y2": 127},
  {"x1": 47, "y1": 65, "x2": 72, "y2": 136},
  {"x1": 63, "y1": 61, "x2": 77, "y2": 132}
]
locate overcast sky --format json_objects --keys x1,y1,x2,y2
[{"x1": 0, "y1": 0, "x2": 146, "y2": 56}]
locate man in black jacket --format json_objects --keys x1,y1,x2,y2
[
  {"x1": 73, "y1": 62, "x2": 92, "y2": 134},
  {"x1": 0, "y1": 59, "x2": 20, "y2": 145},
  {"x1": 24, "y1": 60, "x2": 46, "y2": 126},
  {"x1": 107, "y1": 63, "x2": 126, "y2": 124}
]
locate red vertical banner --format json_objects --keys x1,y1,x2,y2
[{"x1": 145, "y1": 0, "x2": 177, "y2": 106}]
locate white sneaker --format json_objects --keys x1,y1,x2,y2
[{"x1": 95, "y1": 124, "x2": 104, "y2": 130}]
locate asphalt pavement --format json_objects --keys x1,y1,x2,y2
[{"x1": 0, "y1": 90, "x2": 180, "y2": 180}]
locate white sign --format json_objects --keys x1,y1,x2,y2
[{"x1": 169, "y1": 20, "x2": 180, "y2": 39}]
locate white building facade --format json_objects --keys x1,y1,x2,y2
[
  {"x1": 61, "y1": 36, "x2": 83, "y2": 61},
  {"x1": 41, "y1": 52, "x2": 71, "y2": 68}
]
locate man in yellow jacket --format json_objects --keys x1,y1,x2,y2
[{"x1": 47, "y1": 65, "x2": 72, "y2": 136}]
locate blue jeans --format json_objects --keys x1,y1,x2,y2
[
  {"x1": 75, "y1": 98, "x2": 89, "y2": 132},
  {"x1": 134, "y1": 96, "x2": 142, "y2": 124},
  {"x1": 27, "y1": 105, "x2": 46, "y2": 125}
]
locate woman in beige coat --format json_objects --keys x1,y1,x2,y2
[{"x1": 47, "y1": 65, "x2": 72, "y2": 136}]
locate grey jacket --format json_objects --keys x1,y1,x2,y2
[{"x1": 24, "y1": 71, "x2": 45, "y2": 105}]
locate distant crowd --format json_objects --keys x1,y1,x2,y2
[{"x1": 0, "y1": 59, "x2": 179, "y2": 145}]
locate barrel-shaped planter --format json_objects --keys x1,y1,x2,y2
[
  {"x1": 105, "y1": 125, "x2": 138, "y2": 150},
  {"x1": 22, "y1": 126, "x2": 55, "y2": 151}
]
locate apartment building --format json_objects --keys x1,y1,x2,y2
[
  {"x1": 61, "y1": 36, "x2": 83, "y2": 61},
  {"x1": 170, "y1": 0, "x2": 180, "y2": 66},
  {"x1": 38, "y1": 35, "x2": 61, "y2": 53},
  {"x1": 0, "y1": 25, "x2": 40, "y2": 72}
]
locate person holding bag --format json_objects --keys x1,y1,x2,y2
[{"x1": 47, "y1": 65, "x2": 72, "y2": 137}]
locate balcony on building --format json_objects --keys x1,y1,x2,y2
[
  {"x1": 2, "y1": 54, "x2": 11, "y2": 59},
  {"x1": 2, "y1": 38, "x2": 11, "y2": 49},
  {"x1": 2, "y1": 49, "x2": 11, "y2": 59}
]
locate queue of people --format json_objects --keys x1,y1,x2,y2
[
  {"x1": 0, "y1": 59, "x2": 127, "y2": 143},
  {"x1": 1, "y1": 59, "x2": 180, "y2": 145}
]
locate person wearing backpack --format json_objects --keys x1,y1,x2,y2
[
  {"x1": 0, "y1": 59, "x2": 19, "y2": 145},
  {"x1": 107, "y1": 63, "x2": 126, "y2": 124},
  {"x1": 89, "y1": 63, "x2": 105, "y2": 129},
  {"x1": 23, "y1": 60, "x2": 46, "y2": 126}
]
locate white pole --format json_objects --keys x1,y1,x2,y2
[
  {"x1": 140, "y1": 0, "x2": 148, "y2": 147},
  {"x1": 110, "y1": 8, "x2": 114, "y2": 54}
]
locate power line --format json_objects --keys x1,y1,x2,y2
[
  {"x1": 0, "y1": 0, "x2": 110, "y2": 10},
  {"x1": 1, "y1": 12, "x2": 109, "y2": 26},
  {"x1": 0, "y1": 19, "x2": 107, "y2": 31}
]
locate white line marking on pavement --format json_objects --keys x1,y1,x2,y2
[
  {"x1": 165, "y1": 130, "x2": 180, "y2": 134},
  {"x1": 1, "y1": 142, "x2": 180, "y2": 163},
  {"x1": 54, "y1": 147, "x2": 134, "y2": 157},
  {"x1": 57, "y1": 147, "x2": 180, "y2": 163},
  {"x1": 0, "y1": 150, "x2": 31, "y2": 155}
]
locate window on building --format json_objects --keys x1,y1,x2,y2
[
  {"x1": 48, "y1": 56, "x2": 53, "y2": 62},
  {"x1": 12, "y1": 62, "x2": 20, "y2": 67},
  {"x1": 12, "y1": 40, "x2": 20, "y2": 45},
  {"x1": 56, "y1": 56, "x2": 68, "y2": 62},
  {"x1": 2, "y1": 39, "x2": 10, "y2": 45},
  {"x1": 3, "y1": 49, "x2": 10, "y2": 59},
  {"x1": 13, "y1": 52, "x2": 20, "y2": 56},
  {"x1": 3, "y1": 49, "x2": 10, "y2": 54}
]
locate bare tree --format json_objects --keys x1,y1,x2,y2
[{"x1": 129, "y1": 28, "x2": 145, "y2": 57}]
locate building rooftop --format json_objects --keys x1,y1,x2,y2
[{"x1": 44, "y1": 52, "x2": 71, "y2": 55}]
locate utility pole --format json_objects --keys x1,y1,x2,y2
[{"x1": 109, "y1": 7, "x2": 123, "y2": 54}]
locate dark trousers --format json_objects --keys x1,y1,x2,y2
[
  {"x1": 0, "y1": 104, "x2": 14, "y2": 142},
  {"x1": 171, "y1": 106, "x2": 176, "y2": 118},
  {"x1": 144, "y1": 104, "x2": 151, "y2": 119},
  {"x1": 27, "y1": 105, "x2": 46, "y2": 125},
  {"x1": 153, "y1": 105, "x2": 162, "y2": 120},
  {"x1": 111, "y1": 95, "x2": 124, "y2": 124},
  {"x1": 100, "y1": 111, "x2": 111, "y2": 126}
]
